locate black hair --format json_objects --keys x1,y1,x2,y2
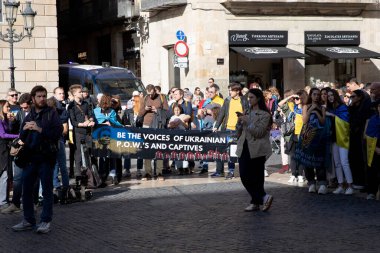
[
  {"x1": 306, "y1": 87, "x2": 321, "y2": 105},
  {"x1": 248, "y1": 88, "x2": 273, "y2": 127},
  {"x1": 30, "y1": 85, "x2": 47, "y2": 97},
  {"x1": 326, "y1": 89, "x2": 343, "y2": 110},
  {"x1": 18, "y1": 93, "x2": 32, "y2": 105}
]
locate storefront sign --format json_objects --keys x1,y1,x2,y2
[
  {"x1": 91, "y1": 126, "x2": 236, "y2": 161},
  {"x1": 305, "y1": 31, "x2": 360, "y2": 45},
  {"x1": 326, "y1": 47, "x2": 359, "y2": 54},
  {"x1": 245, "y1": 47, "x2": 279, "y2": 55},
  {"x1": 229, "y1": 31, "x2": 288, "y2": 46}
]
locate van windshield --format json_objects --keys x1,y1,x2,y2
[{"x1": 95, "y1": 78, "x2": 145, "y2": 100}]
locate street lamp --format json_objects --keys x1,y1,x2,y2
[{"x1": 0, "y1": 1, "x2": 36, "y2": 89}]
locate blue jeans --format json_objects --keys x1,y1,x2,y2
[
  {"x1": 22, "y1": 159, "x2": 55, "y2": 225},
  {"x1": 12, "y1": 162, "x2": 23, "y2": 207},
  {"x1": 53, "y1": 140, "x2": 69, "y2": 188}
]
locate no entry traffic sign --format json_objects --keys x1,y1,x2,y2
[{"x1": 174, "y1": 41, "x2": 189, "y2": 57}]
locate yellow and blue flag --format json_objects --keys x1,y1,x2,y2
[
  {"x1": 365, "y1": 114, "x2": 380, "y2": 167},
  {"x1": 333, "y1": 104, "x2": 350, "y2": 149}
]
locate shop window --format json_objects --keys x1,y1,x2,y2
[{"x1": 335, "y1": 59, "x2": 356, "y2": 85}]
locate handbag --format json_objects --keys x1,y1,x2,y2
[
  {"x1": 10, "y1": 138, "x2": 29, "y2": 168},
  {"x1": 10, "y1": 138, "x2": 23, "y2": 157}
]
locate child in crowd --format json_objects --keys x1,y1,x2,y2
[
  {"x1": 168, "y1": 104, "x2": 191, "y2": 174},
  {"x1": 197, "y1": 103, "x2": 221, "y2": 175},
  {"x1": 168, "y1": 104, "x2": 191, "y2": 130}
]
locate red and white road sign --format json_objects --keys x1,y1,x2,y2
[{"x1": 174, "y1": 41, "x2": 189, "y2": 57}]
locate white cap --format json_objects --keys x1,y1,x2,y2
[{"x1": 132, "y1": 91, "x2": 140, "y2": 96}]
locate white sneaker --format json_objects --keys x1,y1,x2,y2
[
  {"x1": 12, "y1": 220, "x2": 34, "y2": 231},
  {"x1": 288, "y1": 176, "x2": 296, "y2": 183},
  {"x1": 264, "y1": 169, "x2": 269, "y2": 177},
  {"x1": 1, "y1": 203, "x2": 21, "y2": 214},
  {"x1": 345, "y1": 187, "x2": 354, "y2": 195},
  {"x1": 333, "y1": 186, "x2": 345, "y2": 194},
  {"x1": 244, "y1": 204, "x2": 260, "y2": 212},
  {"x1": 109, "y1": 169, "x2": 116, "y2": 177},
  {"x1": 308, "y1": 184, "x2": 316, "y2": 193},
  {"x1": 367, "y1": 194, "x2": 376, "y2": 200},
  {"x1": 318, "y1": 185, "x2": 328, "y2": 195},
  {"x1": 297, "y1": 176, "x2": 304, "y2": 183},
  {"x1": 36, "y1": 222, "x2": 51, "y2": 234}
]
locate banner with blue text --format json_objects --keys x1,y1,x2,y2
[{"x1": 91, "y1": 126, "x2": 236, "y2": 162}]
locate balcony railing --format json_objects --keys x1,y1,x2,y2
[{"x1": 141, "y1": 0, "x2": 187, "y2": 12}]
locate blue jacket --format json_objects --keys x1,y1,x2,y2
[{"x1": 94, "y1": 107, "x2": 123, "y2": 127}]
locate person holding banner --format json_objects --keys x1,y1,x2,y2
[
  {"x1": 138, "y1": 84, "x2": 169, "y2": 181},
  {"x1": 122, "y1": 92, "x2": 144, "y2": 179},
  {"x1": 94, "y1": 94, "x2": 123, "y2": 186},
  {"x1": 236, "y1": 89, "x2": 273, "y2": 212},
  {"x1": 326, "y1": 89, "x2": 354, "y2": 195}
]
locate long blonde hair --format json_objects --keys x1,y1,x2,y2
[{"x1": 133, "y1": 95, "x2": 140, "y2": 114}]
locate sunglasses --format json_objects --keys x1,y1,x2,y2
[
  {"x1": 294, "y1": 97, "x2": 300, "y2": 100},
  {"x1": 9, "y1": 94, "x2": 18, "y2": 97}
]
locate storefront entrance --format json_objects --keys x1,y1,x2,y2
[
  {"x1": 228, "y1": 30, "x2": 305, "y2": 94},
  {"x1": 305, "y1": 31, "x2": 380, "y2": 87}
]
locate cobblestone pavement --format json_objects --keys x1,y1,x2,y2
[{"x1": 1, "y1": 155, "x2": 380, "y2": 253}]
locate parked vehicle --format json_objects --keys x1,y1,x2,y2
[{"x1": 59, "y1": 63, "x2": 145, "y2": 107}]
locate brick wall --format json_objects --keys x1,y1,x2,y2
[{"x1": 0, "y1": 0, "x2": 58, "y2": 97}]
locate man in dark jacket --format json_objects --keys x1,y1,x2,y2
[
  {"x1": 12, "y1": 86, "x2": 63, "y2": 234},
  {"x1": 67, "y1": 85, "x2": 96, "y2": 186},
  {"x1": 213, "y1": 83, "x2": 249, "y2": 179}
]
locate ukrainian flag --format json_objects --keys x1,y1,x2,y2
[
  {"x1": 334, "y1": 105, "x2": 350, "y2": 149},
  {"x1": 294, "y1": 106, "x2": 303, "y2": 135},
  {"x1": 365, "y1": 114, "x2": 380, "y2": 167}
]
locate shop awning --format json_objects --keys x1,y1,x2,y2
[
  {"x1": 306, "y1": 46, "x2": 380, "y2": 59},
  {"x1": 231, "y1": 47, "x2": 307, "y2": 59}
]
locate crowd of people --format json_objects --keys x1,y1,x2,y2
[
  {"x1": 276, "y1": 79, "x2": 379, "y2": 199},
  {"x1": 0, "y1": 76, "x2": 378, "y2": 232}
]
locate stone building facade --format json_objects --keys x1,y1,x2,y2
[
  {"x1": 140, "y1": 0, "x2": 380, "y2": 95},
  {"x1": 0, "y1": 0, "x2": 58, "y2": 96}
]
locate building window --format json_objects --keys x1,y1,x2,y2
[{"x1": 335, "y1": 59, "x2": 356, "y2": 85}]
